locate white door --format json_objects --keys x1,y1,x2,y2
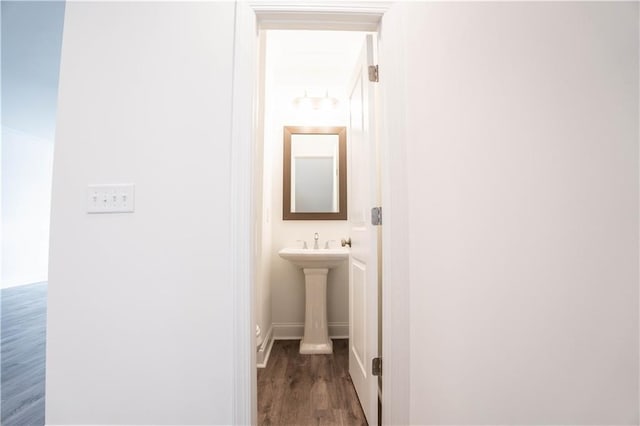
[{"x1": 348, "y1": 34, "x2": 379, "y2": 426}]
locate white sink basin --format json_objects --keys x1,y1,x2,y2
[{"x1": 278, "y1": 247, "x2": 349, "y2": 269}]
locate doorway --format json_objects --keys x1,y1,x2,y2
[
  {"x1": 254, "y1": 28, "x2": 380, "y2": 425},
  {"x1": 228, "y1": 3, "x2": 409, "y2": 425}
]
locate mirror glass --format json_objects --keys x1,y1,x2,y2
[{"x1": 283, "y1": 126, "x2": 347, "y2": 220}]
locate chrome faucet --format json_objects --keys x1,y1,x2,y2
[
  {"x1": 313, "y1": 232, "x2": 319, "y2": 250},
  {"x1": 297, "y1": 239, "x2": 308, "y2": 249}
]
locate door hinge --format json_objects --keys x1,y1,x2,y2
[
  {"x1": 372, "y1": 357, "x2": 382, "y2": 376},
  {"x1": 371, "y1": 207, "x2": 382, "y2": 226},
  {"x1": 368, "y1": 65, "x2": 379, "y2": 82}
]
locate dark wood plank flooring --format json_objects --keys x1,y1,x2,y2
[
  {"x1": 1, "y1": 282, "x2": 47, "y2": 426},
  {"x1": 258, "y1": 339, "x2": 367, "y2": 426}
]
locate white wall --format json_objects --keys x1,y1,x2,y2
[
  {"x1": 2, "y1": 127, "x2": 53, "y2": 287},
  {"x1": 46, "y1": 2, "x2": 236, "y2": 424},
  {"x1": 392, "y1": 2, "x2": 639, "y2": 424},
  {"x1": 255, "y1": 32, "x2": 272, "y2": 348},
  {"x1": 1, "y1": 0, "x2": 65, "y2": 288},
  {"x1": 263, "y1": 32, "x2": 363, "y2": 336}
]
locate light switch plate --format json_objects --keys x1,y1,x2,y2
[{"x1": 87, "y1": 184, "x2": 135, "y2": 213}]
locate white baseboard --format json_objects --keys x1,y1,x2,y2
[
  {"x1": 258, "y1": 322, "x2": 347, "y2": 368},
  {"x1": 256, "y1": 325, "x2": 274, "y2": 368},
  {"x1": 272, "y1": 322, "x2": 348, "y2": 340}
]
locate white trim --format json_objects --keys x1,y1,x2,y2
[
  {"x1": 248, "y1": 1, "x2": 392, "y2": 14},
  {"x1": 637, "y1": 3, "x2": 640, "y2": 423},
  {"x1": 256, "y1": 325, "x2": 275, "y2": 368},
  {"x1": 272, "y1": 322, "x2": 349, "y2": 340},
  {"x1": 378, "y1": 4, "x2": 411, "y2": 425},
  {"x1": 250, "y1": 1, "x2": 391, "y2": 31},
  {"x1": 230, "y1": 2, "x2": 257, "y2": 426}
]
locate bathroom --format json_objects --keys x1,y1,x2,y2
[{"x1": 253, "y1": 29, "x2": 379, "y2": 425}]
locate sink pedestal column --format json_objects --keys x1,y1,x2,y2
[{"x1": 300, "y1": 268, "x2": 333, "y2": 354}]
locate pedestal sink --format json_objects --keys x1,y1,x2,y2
[{"x1": 278, "y1": 247, "x2": 349, "y2": 354}]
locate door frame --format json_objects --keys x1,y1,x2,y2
[{"x1": 229, "y1": 2, "x2": 410, "y2": 425}]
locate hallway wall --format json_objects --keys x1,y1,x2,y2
[
  {"x1": 46, "y1": 2, "x2": 236, "y2": 424},
  {"x1": 1, "y1": 0, "x2": 65, "y2": 288},
  {"x1": 392, "y1": 2, "x2": 639, "y2": 424},
  {"x1": 2, "y1": 127, "x2": 53, "y2": 288}
]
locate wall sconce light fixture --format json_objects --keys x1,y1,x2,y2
[{"x1": 293, "y1": 90, "x2": 339, "y2": 110}]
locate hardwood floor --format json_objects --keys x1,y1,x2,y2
[
  {"x1": 258, "y1": 339, "x2": 367, "y2": 426},
  {"x1": 1, "y1": 282, "x2": 47, "y2": 426}
]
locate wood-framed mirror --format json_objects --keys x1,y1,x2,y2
[{"x1": 283, "y1": 126, "x2": 347, "y2": 220}]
